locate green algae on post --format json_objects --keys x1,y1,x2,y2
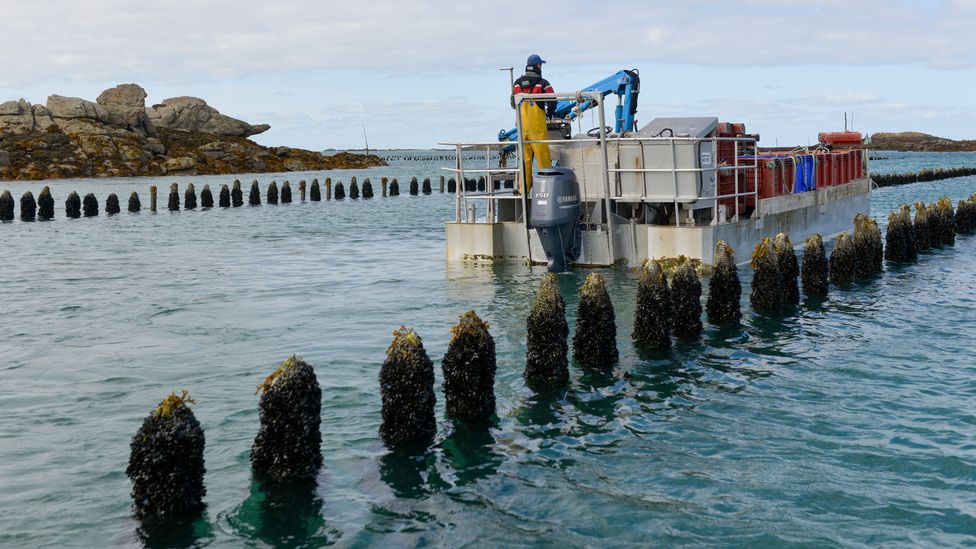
[
  {"x1": 829, "y1": 233, "x2": 856, "y2": 285},
  {"x1": 105, "y1": 193, "x2": 120, "y2": 215},
  {"x1": 442, "y1": 311, "x2": 497, "y2": 421},
  {"x1": 525, "y1": 273, "x2": 569, "y2": 392},
  {"x1": 38, "y1": 186, "x2": 55, "y2": 219},
  {"x1": 83, "y1": 193, "x2": 99, "y2": 217},
  {"x1": 249, "y1": 180, "x2": 261, "y2": 206},
  {"x1": 267, "y1": 181, "x2": 279, "y2": 204},
  {"x1": 310, "y1": 179, "x2": 321, "y2": 201},
  {"x1": 167, "y1": 183, "x2": 180, "y2": 211},
  {"x1": 126, "y1": 390, "x2": 206, "y2": 519},
  {"x1": 251, "y1": 356, "x2": 323, "y2": 482},
  {"x1": 774, "y1": 233, "x2": 800, "y2": 304},
  {"x1": 801, "y1": 234, "x2": 829, "y2": 296},
  {"x1": 884, "y1": 206, "x2": 917, "y2": 263},
  {"x1": 128, "y1": 191, "x2": 141, "y2": 213},
  {"x1": 572, "y1": 273, "x2": 618, "y2": 368},
  {"x1": 280, "y1": 181, "x2": 292, "y2": 203},
  {"x1": 232, "y1": 180, "x2": 243, "y2": 207},
  {"x1": 379, "y1": 327, "x2": 436, "y2": 449},
  {"x1": 20, "y1": 191, "x2": 36, "y2": 221},
  {"x1": 706, "y1": 241, "x2": 741, "y2": 325},
  {"x1": 65, "y1": 191, "x2": 81, "y2": 218},
  {"x1": 671, "y1": 262, "x2": 703, "y2": 338},
  {"x1": 633, "y1": 260, "x2": 673, "y2": 350},
  {"x1": 200, "y1": 184, "x2": 213, "y2": 208},
  {"x1": 750, "y1": 237, "x2": 783, "y2": 312}
]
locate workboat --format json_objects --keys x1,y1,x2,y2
[{"x1": 442, "y1": 69, "x2": 870, "y2": 271}]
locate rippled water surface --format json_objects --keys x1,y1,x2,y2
[{"x1": 1, "y1": 153, "x2": 975, "y2": 547}]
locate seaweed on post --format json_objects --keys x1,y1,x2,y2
[
  {"x1": 441, "y1": 311, "x2": 497, "y2": 422},
  {"x1": 829, "y1": 233, "x2": 856, "y2": 285},
  {"x1": 184, "y1": 183, "x2": 197, "y2": 209},
  {"x1": 774, "y1": 233, "x2": 800, "y2": 303},
  {"x1": 572, "y1": 273, "x2": 618, "y2": 368},
  {"x1": 801, "y1": 234, "x2": 830, "y2": 296},
  {"x1": 934, "y1": 197, "x2": 955, "y2": 246},
  {"x1": 334, "y1": 181, "x2": 346, "y2": 200},
  {"x1": 956, "y1": 196, "x2": 976, "y2": 234},
  {"x1": 447, "y1": 178, "x2": 456, "y2": 193},
  {"x1": 129, "y1": 191, "x2": 141, "y2": 213},
  {"x1": 267, "y1": 181, "x2": 279, "y2": 204},
  {"x1": 83, "y1": 193, "x2": 99, "y2": 217},
  {"x1": 65, "y1": 191, "x2": 81, "y2": 218},
  {"x1": 249, "y1": 181, "x2": 261, "y2": 206},
  {"x1": 914, "y1": 202, "x2": 931, "y2": 252},
  {"x1": 251, "y1": 356, "x2": 323, "y2": 482},
  {"x1": 852, "y1": 214, "x2": 883, "y2": 277},
  {"x1": 280, "y1": 181, "x2": 292, "y2": 203},
  {"x1": 750, "y1": 237, "x2": 783, "y2": 312},
  {"x1": 379, "y1": 327, "x2": 436, "y2": 449},
  {"x1": 706, "y1": 241, "x2": 741, "y2": 325},
  {"x1": 20, "y1": 191, "x2": 36, "y2": 221},
  {"x1": 200, "y1": 184, "x2": 214, "y2": 208},
  {"x1": 633, "y1": 260, "x2": 673, "y2": 350},
  {"x1": 409, "y1": 177, "x2": 419, "y2": 196},
  {"x1": 524, "y1": 273, "x2": 569, "y2": 392},
  {"x1": 105, "y1": 193, "x2": 120, "y2": 215},
  {"x1": 884, "y1": 206, "x2": 917, "y2": 263},
  {"x1": 168, "y1": 183, "x2": 180, "y2": 211},
  {"x1": 310, "y1": 179, "x2": 321, "y2": 202},
  {"x1": 671, "y1": 262, "x2": 703, "y2": 338},
  {"x1": 38, "y1": 186, "x2": 55, "y2": 219},
  {"x1": 232, "y1": 180, "x2": 243, "y2": 207},
  {"x1": 126, "y1": 391, "x2": 206, "y2": 519}
]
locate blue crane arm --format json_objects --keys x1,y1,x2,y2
[{"x1": 498, "y1": 69, "x2": 640, "y2": 144}]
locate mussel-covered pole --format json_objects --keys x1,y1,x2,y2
[
  {"x1": 672, "y1": 262, "x2": 703, "y2": 338},
  {"x1": 65, "y1": 191, "x2": 81, "y2": 218},
  {"x1": 852, "y1": 214, "x2": 883, "y2": 277},
  {"x1": 38, "y1": 186, "x2": 54, "y2": 219},
  {"x1": 184, "y1": 183, "x2": 197, "y2": 209},
  {"x1": 20, "y1": 191, "x2": 36, "y2": 221},
  {"x1": 168, "y1": 183, "x2": 180, "y2": 211},
  {"x1": 281, "y1": 181, "x2": 292, "y2": 203},
  {"x1": 633, "y1": 260, "x2": 673, "y2": 350},
  {"x1": 422, "y1": 178, "x2": 432, "y2": 195},
  {"x1": 442, "y1": 311, "x2": 496, "y2": 421},
  {"x1": 218, "y1": 184, "x2": 230, "y2": 208},
  {"x1": 884, "y1": 206, "x2": 917, "y2": 263},
  {"x1": 128, "y1": 191, "x2": 141, "y2": 213},
  {"x1": 325, "y1": 178, "x2": 332, "y2": 200},
  {"x1": 933, "y1": 197, "x2": 955, "y2": 246},
  {"x1": 775, "y1": 233, "x2": 800, "y2": 304},
  {"x1": 267, "y1": 181, "x2": 279, "y2": 204},
  {"x1": 0, "y1": 190, "x2": 14, "y2": 221},
  {"x1": 310, "y1": 179, "x2": 321, "y2": 201},
  {"x1": 349, "y1": 179, "x2": 360, "y2": 199},
  {"x1": 362, "y1": 178, "x2": 374, "y2": 199},
  {"x1": 448, "y1": 178, "x2": 456, "y2": 193},
  {"x1": 390, "y1": 178, "x2": 400, "y2": 197},
  {"x1": 127, "y1": 391, "x2": 206, "y2": 519},
  {"x1": 200, "y1": 184, "x2": 214, "y2": 208},
  {"x1": 251, "y1": 356, "x2": 322, "y2": 482},
  {"x1": 750, "y1": 237, "x2": 783, "y2": 311},
  {"x1": 524, "y1": 273, "x2": 569, "y2": 392},
  {"x1": 232, "y1": 180, "x2": 243, "y2": 207},
  {"x1": 801, "y1": 234, "x2": 829, "y2": 296},
  {"x1": 334, "y1": 181, "x2": 346, "y2": 200},
  {"x1": 379, "y1": 327, "x2": 436, "y2": 449},
  {"x1": 409, "y1": 177, "x2": 419, "y2": 196},
  {"x1": 829, "y1": 233, "x2": 856, "y2": 285},
  {"x1": 249, "y1": 180, "x2": 261, "y2": 206},
  {"x1": 105, "y1": 193, "x2": 120, "y2": 215},
  {"x1": 572, "y1": 273, "x2": 618, "y2": 368},
  {"x1": 956, "y1": 196, "x2": 976, "y2": 234},
  {"x1": 149, "y1": 185, "x2": 157, "y2": 212},
  {"x1": 706, "y1": 241, "x2": 742, "y2": 325},
  {"x1": 914, "y1": 202, "x2": 931, "y2": 252},
  {"x1": 83, "y1": 193, "x2": 98, "y2": 217}
]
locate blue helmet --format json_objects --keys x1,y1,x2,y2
[{"x1": 526, "y1": 54, "x2": 546, "y2": 66}]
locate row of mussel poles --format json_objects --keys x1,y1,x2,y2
[
  {"x1": 0, "y1": 175, "x2": 500, "y2": 222},
  {"x1": 124, "y1": 195, "x2": 976, "y2": 522},
  {"x1": 871, "y1": 167, "x2": 976, "y2": 188}
]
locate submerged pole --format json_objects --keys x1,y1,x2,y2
[
  {"x1": 184, "y1": 183, "x2": 197, "y2": 210},
  {"x1": 706, "y1": 242, "x2": 742, "y2": 325},
  {"x1": 325, "y1": 178, "x2": 332, "y2": 201},
  {"x1": 633, "y1": 260, "x2": 673, "y2": 351},
  {"x1": 572, "y1": 273, "x2": 618, "y2": 369},
  {"x1": 249, "y1": 181, "x2": 261, "y2": 206},
  {"x1": 381, "y1": 177, "x2": 388, "y2": 198}
]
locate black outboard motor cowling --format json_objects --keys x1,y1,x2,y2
[{"x1": 531, "y1": 167, "x2": 582, "y2": 273}]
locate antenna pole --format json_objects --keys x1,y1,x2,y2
[{"x1": 362, "y1": 122, "x2": 369, "y2": 156}]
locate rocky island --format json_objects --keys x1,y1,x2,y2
[
  {"x1": 0, "y1": 84, "x2": 384, "y2": 180},
  {"x1": 870, "y1": 132, "x2": 976, "y2": 152}
]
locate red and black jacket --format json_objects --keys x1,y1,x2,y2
[{"x1": 513, "y1": 70, "x2": 556, "y2": 118}]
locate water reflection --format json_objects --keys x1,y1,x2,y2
[
  {"x1": 230, "y1": 477, "x2": 335, "y2": 547},
  {"x1": 440, "y1": 419, "x2": 503, "y2": 486},
  {"x1": 134, "y1": 510, "x2": 213, "y2": 549},
  {"x1": 379, "y1": 448, "x2": 449, "y2": 498}
]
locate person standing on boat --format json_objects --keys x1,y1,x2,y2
[{"x1": 512, "y1": 54, "x2": 556, "y2": 195}]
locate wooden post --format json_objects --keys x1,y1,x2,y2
[
  {"x1": 299, "y1": 180, "x2": 306, "y2": 202},
  {"x1": 381, "y1": 177, "x2": 388, "y2": 198},
  {"x1": 440, "y1": 175, "x2": 445, "y2": 193},
  {"x1": 150, "y1": 185, "x2": 157, "y2": 212},
  {"x1": 325, "y1": 178, "x2": 332, "y2": 201}
]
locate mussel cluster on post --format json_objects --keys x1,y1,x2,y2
[
  {"x1": 267, "y1": 181, "x2": 279, "y2": 204},
  {"x1": 956, "y1": 195, "x2": 976, "y2": 234},
  {"x1": 201, "y1": 184, "x2": 214, "y2": 208},
  {"x1": 441, "y1": 311, "x2": 496, "y2": 421},
  {"x1": 774, "y1": 234, "x2": 800, "y2": 304},
  {"x1": 914, "y1": 202, "x2": 931, "y2": 252},
  {"x1": 750, "y1": 237, "x2": 783, "y2": 311},
  {"x1": 706, "y1": 241, "x2": 742, "y2": 325},
  {"x1": 632, "y1": 260, "x2": 673, "y2": 350},
  {"x1": 349, "y1": 178, "x2": 359, "y2": 200},
  {"x1": 334, "y1": 181, "x2": 346, "y2": 200},
  {"x1": 127, "y1": 391, "x2": 206, "y2": 518},
  {"x1": 251, "y1": 356, "x2": 323, "y2": 482},
  {"x1": 829, "y1": 233, "x2": 856, "y2": 285},
  {"x1": 379, "y1": 327, "x2": 436, "y2": 449},
  {"x1": 931, "y1": 197, "x2": 955, "y2": 246},
  {"x1": 38, "y1": 187, "x2": 55, "y2": 219},
  {"x1": 249, "y1": 181, "x2": 261, "y2": 206},
  {"x1": 884, "y1": 205, "x2": 918, "y2": 263},
  {"x1": 129, "y1": 191, "x2": 141, "y2": 212},
  {"x1": 232, "y1": 180, "x2": 243, "y2": 207},
  {"x1": 168, "y1": 183, "x2": 180, "y2": 211},
  {"x1": 105, "y1": 193, "x2": 120, "y2": 215},
  {"x1": 65, "y1": 191, "x2": 81, "y2": 218},
  {"x1": 184, "y1": 183, "x2": 197, "y2": 209},
  {"x1": 801, "y1": 234, "x2": 829, "y2": 296},
  {"x1": 83, "y1": 193, "x2": 98, "y2": 217},
  {"x1": 572, "y1": 273, "x2": 618, "y2": 369},
  {"x1": 0, "y1": 190, "x2": 13, "y2": 221},
  {"x1": 524, "y1": 273, "x2": 569, "y2": 392},
  {"x1": 422, "y1": 178, "x2": 432, "y2": 195},
  {"x1": 671, "y1": 262, "x2": 703, "y2": 337},
  {"x1": 409, "y1": 177, "x2": 419, "y2": 196},
  {"x1": 362, "y1": 178, "x2": 374, "y2": 199},
  {"x1": 310, "y1": 179, "x2": 321, "y2": 201},
  {"x1": 281, "y1": 181, "x2": 292, "y2": 203},
  {"x1": 20, "y1": 191, "x2": 36, "y2": 220},
  {"x1": 390, "y1": 178, "x2": 399, "y2": 197},
  {"x1": 852, "y1": 213, "x2": 883, "y2": 277}
]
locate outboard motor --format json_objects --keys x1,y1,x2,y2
[{"x1": 531, "y1": 167, "x2": 581, "y2": 273}]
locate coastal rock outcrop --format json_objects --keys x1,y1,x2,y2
[{"x1": 147, "y1": 96, "x2": 269, "y2": 138}]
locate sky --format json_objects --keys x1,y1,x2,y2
[{"x1": 1, "y1": 0, "x2": 975, "y2": 150}]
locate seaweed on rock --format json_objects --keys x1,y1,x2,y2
[
  {"x1": 706, "y1": 241, "x2": 742, "y2": 325},
  {"x1": 200, "y1": 184, "x2": 214, "y2": 208},
  {"x1": 38, "y1": 186, "x2": 55, "y2": 219},
  {"x1": 829, "y1": 233, "x2": 856, "y2": 285},
  {"x1": 633, "y1": 260, "x2": 673, "y2": 350},
  {"x1": 672, "y1": 262, "x2": 703, "y2": 338},
  {"x1": 128, "y1": 191, "x2": 141, "y2": 213},
  {"x1": 105, "y1": 193, "x2": 120, "y2": 215},
  {"x1": 801, "y1": 234, "x2": 830, "y2": 296},
  {"x1": 65, "y1": 191, "x2": 81, "y2": 218},
  {"x1": 83, "y1": 193, "x2": 99, "y2": 217},
  {"x1": 524, "y1": 273, "x2": 569, "y2": 392},
  {"x1": 750, "y1": 237, "x2": 783, "y2": 312},
  {"x1": 251, "y1": 356, "x2": 323, "y2": 482},
  {"x1": 572, "y1": 273, "x2": 619, "y2": 368},
  {"x1": 127, "y1": 391, "x2": 206, "y2": 519},
  {"x1": 20, "y1": 191, "x2": 36, "y2": 221},
  {"x1": 379, "y1": 327, "x2": 436, "y2": 449},
  {"x1": 441, "y1": 311, "x2": 497, "y2": 421}
]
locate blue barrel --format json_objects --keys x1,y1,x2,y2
[{"x1": 793, "y1": 155, "x2": 815, "y2": 192}]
